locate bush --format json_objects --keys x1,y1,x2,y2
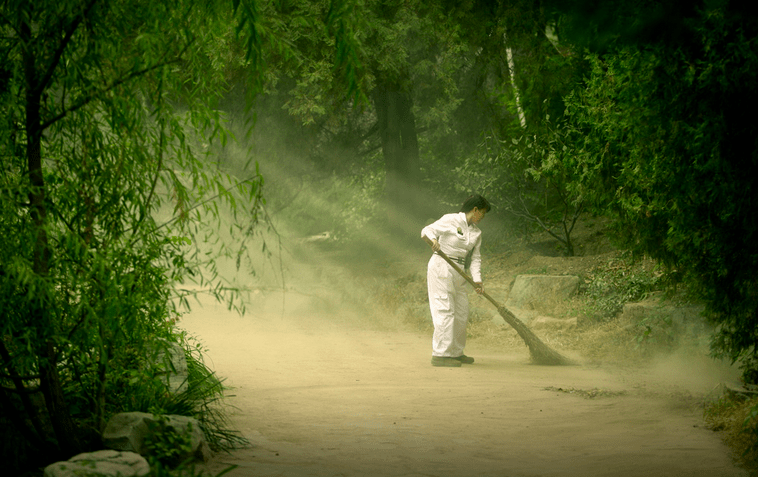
[
  {"x1": 704, "y1": 391, "x2": 758, "y2": 474},
  {"x1": 580, "y1": 252, "x2": 661, "y2": 323},
  {"x1": 144, "y1": 415, "x2": 196, "y2": 469},
  {"x1": 562, "y1": 4, "x2": 758, "y2": 383}
]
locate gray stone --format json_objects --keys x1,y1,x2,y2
[
  {"x1": 505, "y1": 275, "x2": 581, "y2": 311},
  {"x1": 491, "y1": 307, "x2": 538, "y2": 326},
  {"x1": 153, "y1": 341, "x2": 188, "y2": 394},
  {"x1": 102, "y1": 412, "x2": 211, "y2": 464},
  {"x1": 43, "y1": 450, "x2": 149, "y2": 477},
  {"x1": 530, "y1": 315, "x2": 578, "y2": 330}
]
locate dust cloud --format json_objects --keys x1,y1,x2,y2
[
  {"x1": 647, "y1": 347, "x2": 741, "y2": 397},
  {"x1": 169, "y1": 121, "x2": 747, "y2": 477}
]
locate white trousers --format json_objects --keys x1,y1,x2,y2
[{"x1": 427, "y1": 254, "x2": 469, "y2": 357}]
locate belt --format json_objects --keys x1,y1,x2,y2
[{"x1": 437, "y1": 253, "x2": 466, "y2": 265}]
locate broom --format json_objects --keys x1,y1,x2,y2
[{"x1": 423, "y1": 236, "x2": 573, "y2": 365}]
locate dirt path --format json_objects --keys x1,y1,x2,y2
[{"x1": 180, "y1": 297, "x2": 747, "y2": 477}]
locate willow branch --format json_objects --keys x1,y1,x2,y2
[
  {"x1": 40, "y1": 39, "x2": 195, "y2": 132},
  {"x1": 34, "y1": 0, "x2": 100, "y2": 96}
]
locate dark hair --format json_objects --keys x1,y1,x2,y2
[{"x1": 460, "y1": 194, "x2": 491, "y2": 213}]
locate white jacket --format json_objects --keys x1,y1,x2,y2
[{"x1": 421, "y1": 212, "x2": 483, "y2": 283}]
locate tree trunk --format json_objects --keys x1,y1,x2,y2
[
  {"x1": 373, "y1": 81, "x2": 427, "y2": 234},
  {"x1": 504, "y1": 30, "x2": 526, "y2": 129},
  {"x1": 23, "y1": 24, "x2": 81, "y2": 456},
  {"x1": 0, "y1": 341, "x2": 47, "y2": 447}
]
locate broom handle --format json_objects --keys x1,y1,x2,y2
[{"x1": 422, "y1": 235, "x2": 502, "y2": 309}]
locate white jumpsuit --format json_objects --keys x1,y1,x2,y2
[{"x1": 421, "y1": 212, "x2": 483, "y2": 357}]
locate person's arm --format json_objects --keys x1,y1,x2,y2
[
  {"x1": 470, "y1": 235, "x2": 484, "y2": 294},
  {"x1": 421, "y1": 215, "x2": 451, "y2": 252}
]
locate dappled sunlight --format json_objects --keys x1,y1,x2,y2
[{"x1": 170, "y1": 125, "x2": 749, "y2": 476}]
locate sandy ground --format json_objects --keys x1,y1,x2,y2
[{"x1": 179, "y1": 294, "x2": 748, "y2": 477}]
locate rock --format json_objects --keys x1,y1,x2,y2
[
  {"x1": 44, "y1": 450, "x2": 149, "y2": 477},
  {"x1": 505, "y1": 275, "x2": 581, "y2": 311},
  {"x1": 491, "y1": 307, "x2": 538, "y2": 326},
  {"x1": 102, "y1": 412, "x2": 151, "y2": 455},
  {"x1": 530, "y1": 316, "x2": 578, "y2": 330},
  {"x1": 154, "y1": 341, "x2": 188, "y2": 394},
  {"x1": 102, "y1": 412, "x2": 211, "y2": 464}
]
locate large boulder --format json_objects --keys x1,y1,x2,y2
[
  {"x1": 102, "y1": 412, "x2": 211, "y2": 464},
  {"x1": 44, "y1": 450, "x2": 149, "y2": 477},
  {"x1": 505, "y1": 274, "x2": 581, "y2": 312}
]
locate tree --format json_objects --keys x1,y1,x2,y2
[
  {"x1": 556, "y1": 0, "x2": 758, "y2": 379},
  {"x1": 220, "y1": 0, "x2": 582, "y2": 245},
  {"x1": 236, "y1": 0, "x2": 481, "y2": 230},
  {"x1": 0, "y1": 0, "x2": 268, "y2": 466},
  {"x1": 425, "y1": 0, "x2": 587, "y2": 252}
]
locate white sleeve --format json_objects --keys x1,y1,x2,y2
[
  {"x1": 421, "y1": 214, "x2": 453, "y2": 241},
  {"x1": 469, "y1": 234, "x2": 482, "y2": 283}
]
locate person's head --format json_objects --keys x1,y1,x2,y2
[
  {"x1": 460, "y1": 194, "x2": 491, "y2": 225},
  {"x1": 460, "y1": 194, "x2": 491, "y2": 214}
]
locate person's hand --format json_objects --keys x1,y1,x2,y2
[
  {"x1": 431, "y1": 239, "x2": 441, "y2": 252},
  {"x1": 474, "y1": 282, "x2": 484, "y2": 295}
]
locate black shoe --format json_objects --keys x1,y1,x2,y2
[
  {"x1": 431, "y1": 356, "x2": 462, "y2": 367},
  {"x1": 453, "y1": 355, "x2": 475, "y2": 364}
]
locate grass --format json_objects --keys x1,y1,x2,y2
[{"x1": 704, "y1": 391, "x2": 758, "y2": 474}]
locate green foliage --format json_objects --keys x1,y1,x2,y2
[
  {"x1": 112, "y1": 334, "x2": 247, "y2": 453},
  {"x1": 704, "y1": 393, "x2": 741, "y2": 425},
  {"x1": 742, "y1": 402, "x2": 758, "y2": 458},
  {"x1": 144, "y1": 415, "x2": 196, "y2": 469},
  {"x1": 560, "y1": 1, "x2": 758, "y2": 381},
  {"x1": 0, "y1": 0, "x2": 266, "y2": 469},
  {"x1": 144, "y1": 412, "x2": 241, "y2": 476},
  {"x1": 150, "y1": 464, "x2": 238, "y2": 477},
  {"x1": 581, "y1": 253, "x2": 660, "y2": 322},
  {"x1": 524, "y1": 266, "x2": 548, "y2": 275},
  {"x1": 634, "y1": 312, "x2": 674, "y2": 349},
  {"x1": 451, "y1": 121, "x2": 584, "y2": 255}
]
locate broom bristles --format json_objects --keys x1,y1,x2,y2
[{"x1": 496, "y1": 306, "x2": 574, "y2": 366}]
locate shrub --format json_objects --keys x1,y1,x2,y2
[
  {"x1": 580, "y1": 252, "x2": 660, "y2": 323},
  {"x1": 704, "y1": 391, "x2": 758, "y2": 474}
]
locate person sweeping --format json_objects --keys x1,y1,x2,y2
[{"x1": 421, "y1": 194, "x2": 491, "y2": 367}]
